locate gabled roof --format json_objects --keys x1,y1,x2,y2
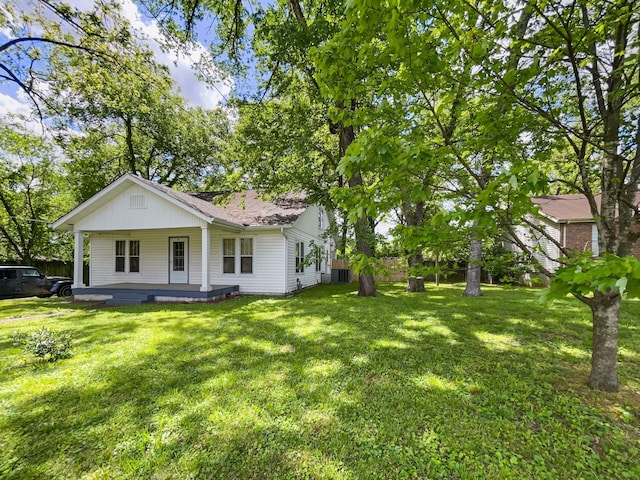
[
  {"x1": 51, "y1": 173, "x2": 309, "y2": 230},
  {"x1": 533, "y1": 193, "x2": 640, "y2": 223}
]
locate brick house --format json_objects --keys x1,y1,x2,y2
[{"x1": 510, "y1": 193, "x2": 640, "y2": 276}]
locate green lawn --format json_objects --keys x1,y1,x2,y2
[{"x1": 0, "y1": 284, "x2": 638, "y2": 479}]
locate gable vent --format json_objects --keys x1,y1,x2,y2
[{"x1": 129, "y1": 194, "x2": 147, "y2": 209}]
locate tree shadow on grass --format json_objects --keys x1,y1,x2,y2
[{"x1": 1, "y1": 284, "x2": 638, "y2": 479}]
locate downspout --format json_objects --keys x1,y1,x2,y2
[{"x1": 281, "y1": 227, "x2": 288, "y2": 294}]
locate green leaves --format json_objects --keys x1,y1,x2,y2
[
  {"x1": 543, "y1": 254, "x2": 640, "y2": 302},
  {"x1": 0, "y1": 122, "x2": 74, "y2": 262}
]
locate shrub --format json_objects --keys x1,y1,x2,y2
[{"x1": 12, "y1": 327, "x2": 72, "y2": 362}]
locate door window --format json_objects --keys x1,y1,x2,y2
[{"x1": 173, "y1": 241, "x2": 185, "y2": 271}]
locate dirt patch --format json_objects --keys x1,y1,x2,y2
[{"x1": 0, "y1": 310, "x2": 75, "y2": 324}]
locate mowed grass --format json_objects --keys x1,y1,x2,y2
[{"x1": 0, "y1": 283, "x2": 638, "y2": 479}]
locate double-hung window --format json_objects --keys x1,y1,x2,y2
[
  {"x1": 115, "y1": 240, "x2": 140, "y2": 273},
  {"x1": 129, "y1": 241, "x2": 140, "y2": 272},
  {"x1": 223, "y1": 238, "x2": 254, "y2": 274},
  {"x1": 295, "y1": 242, "x2": 305, "y2": 273},
  {"x1": 115, "y1": 240, "x2": 126, "y2": 272},
  {"x1": 223, "y1": 239, "x2": 235, "y2": 274},
  {"x1": 240, "y1": 238, "x2": 253, "y2": 274}
]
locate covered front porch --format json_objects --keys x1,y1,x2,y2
[{"x1": 73, "y1": 283, "x2": 240, "y2": 305}]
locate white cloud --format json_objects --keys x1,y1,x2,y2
[
  {"x1": 74, "y1": 0, "x2": 231, "y2": 109},
  {"x1": 0, "y1": 87, "x2": 51, "y2": 136},
  {"x1": 0, "y1": 90, "x2": 32, "y2": 119}
]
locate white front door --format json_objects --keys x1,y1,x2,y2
[{"x1": 169, "y1": 237, "x2": 188, "y2": 284}]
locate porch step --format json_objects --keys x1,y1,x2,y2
[{"x1": 106, "y1": 292, "x2": 155, "y2": 306}]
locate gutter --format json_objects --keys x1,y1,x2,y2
[
  {"x1": 557, "y1": 218, "x2": 596, "y2": 224},
  {"x1": 209, "y1": 217, "x2": 245, "y2": 231},
  {"x1": 246, "y1": 224, "x2": 294, "y2": 231}
]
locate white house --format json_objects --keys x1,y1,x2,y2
[{"x1": 51, "y1": 174, "x2": 333, "y2": 304}]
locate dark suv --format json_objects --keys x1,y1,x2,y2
[{"x1": 0, "y1": 266, "x2": 73, "y2": 299}]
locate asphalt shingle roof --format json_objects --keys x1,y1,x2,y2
[
  {"x1": 533, "y1": 193, "x2": 640, "y2": 222},
  {"x1": 137, "y1": 177, "x2": 308, "y2": 227}
]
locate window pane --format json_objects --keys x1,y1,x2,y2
[
  {"x1": 115, "y1": 257, "x2": 125, "y2": 272},
  {"x1": 173, "y1": 257, "x2": 184, "y2": 271},
  {"x1": 240, "y1": 238, "x2": 253, "y2": 255},
  {"x1": 1, "y1": 269, "x2": 17, "y2": 279},
  {"x1": 22, "y1": 268, "x2": 41, "y2": 277},
  {"x1": 129, "y1": 257, "x2": 140, "y2": 273},
  {"x1": 223, "y1": 239, "x2": 235, "y2": 256},
  {"x1": 241, "y1": 256, "x2": 253, "y2": 274},
  {"x1": 129, "y1": 240, "x2": 140, "y2": 256},
  {"x1": 115, "y1": 240, "x2": 126, "y2": 256},
  {"x1": 223, "y1": 256, "x2": 235, "y2": 273}
]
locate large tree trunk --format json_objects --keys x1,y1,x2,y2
[
  {"x1": 588, "y1": 291, "x2": 620, "y2": 391},
  {"x1": 350, "y1": 178, "x2": 377, "y2": 297},
  {"x1": 463, "y1": 229, "x2": 483, "y2": 297},
  {"x1": 338, "y1": 115, "x2": 376, "y2": 297},
  {"x1": 403, "y1": 200, "x2": 427, "y2": 292}
]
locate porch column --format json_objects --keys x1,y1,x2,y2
[
  {"x1": 200, "y1": 225, "x2": 211, "y2": 292},
  {"x1": 72, "y1": 230, "x2": 85, "y2": 289}
]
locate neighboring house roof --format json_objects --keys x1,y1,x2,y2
[
  {"x1": 533, "y1": 193, "x2": 640, "y2": 223},
  {"x1": 51, "y1": 173, "x2": 309, "y2": 230}
]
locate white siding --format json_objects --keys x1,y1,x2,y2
[
  {"x1": 509, "y1": 215, "x2": 560, "y2": 273},
  {"x1": 76, "y1": 184, "x2": 206, "y2": 231},
  {"x1": 85, "y1": 202, "x2": 333, "y2": 295},
  {"x1": 211, "y1": 230, "x2": 286, "y2": 295},
  {"x1": 285, "y1": 206, "x2": 332, "y2": 292},
  {"x1": 89, "y1": 228, "x2": 202, "y2": 286}
]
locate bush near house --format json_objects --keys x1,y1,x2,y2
[{"x1": 0, "y1": 284, "x2": 638, "y2": 479}]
